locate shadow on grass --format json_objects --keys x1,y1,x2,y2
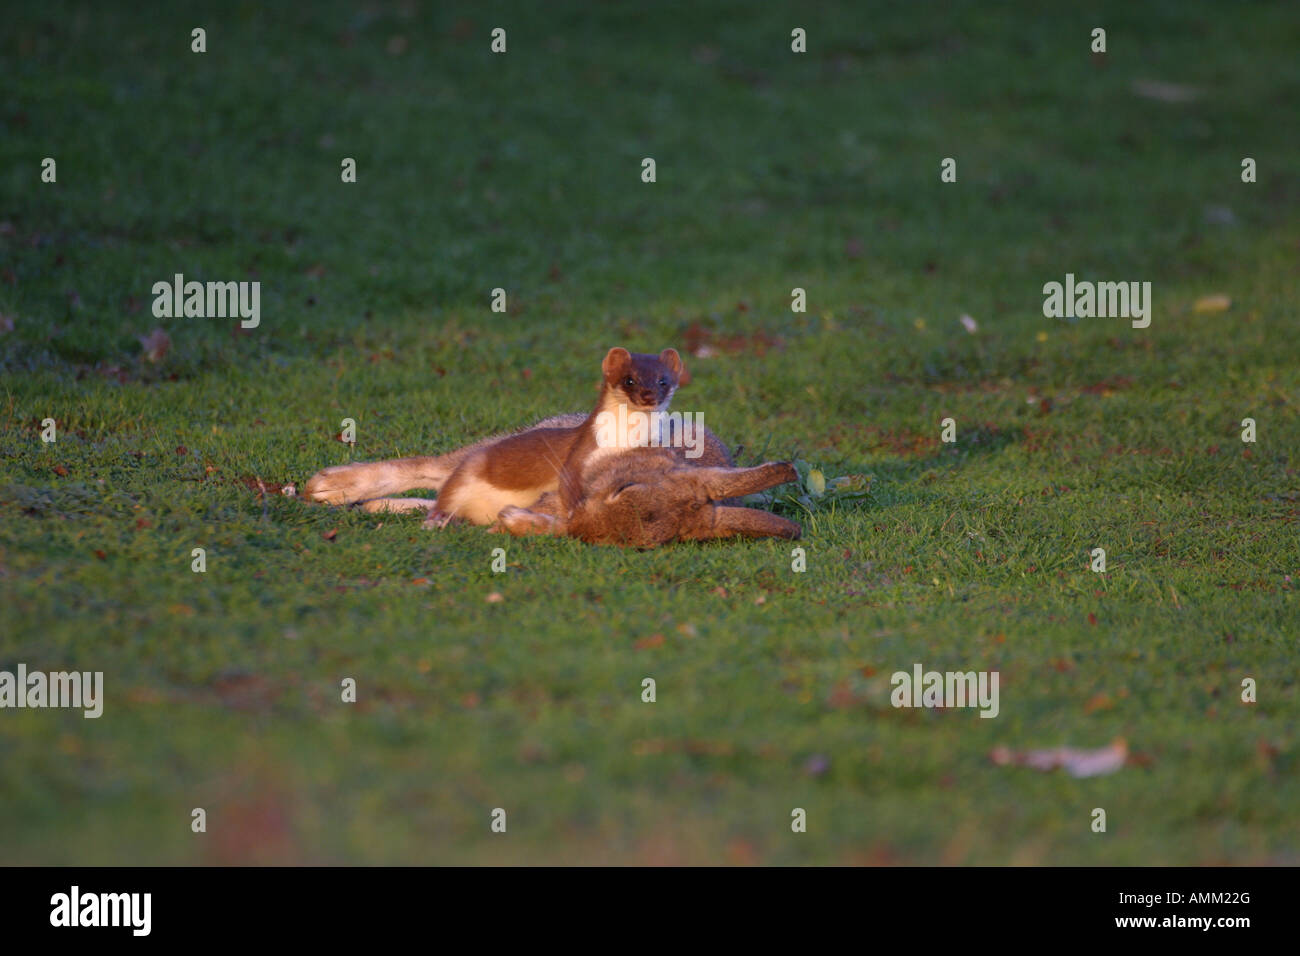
[{"x1": 774, "y1": 422, "x2": 1024, "y2": 516}]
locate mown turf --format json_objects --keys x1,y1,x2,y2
[{"x1": 1, "y1": 0, "x2": 1297, "y2": 864}]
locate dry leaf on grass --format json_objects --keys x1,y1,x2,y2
[
  {"x1": 138, "y1": 327, "x2": 171, "y2": 363},
  {"x1": 1131, "y1": 79, "x2": 1200, "y2": 103},
  {"x1": 990, "y1": 738, "x2": 1128, "y2": 778},
  {"x1": 1193, "y1": 294, "x2": 1232, "y2": 313}
]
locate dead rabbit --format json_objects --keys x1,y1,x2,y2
[{"x1": 492, "y1": 446, "x2": 801, "y2": 546}]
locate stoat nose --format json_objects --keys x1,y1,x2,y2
[{"x1": 637, "y1": 389, "x2": 656, "y2": 405}]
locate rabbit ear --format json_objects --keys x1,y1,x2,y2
[
  {"x1": 694, "y1": 462, "x2": 798, "y2": 500},
  {"x1": 605, "y1": 481, "x2": 646, "y2": 503},
  {"x1": 689, "y1": 505, "x2": 801, "y2": 541},
  {"x1": 497, "y1": 505, "x2": 562, "y2": 536}
]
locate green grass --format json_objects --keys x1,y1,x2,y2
[{"x1": 1, "y1": 0, "x2": 1297, "y2": 864}]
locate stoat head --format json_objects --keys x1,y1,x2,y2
[{"x1": 600, "y1": 347, "x2": 683, "y2": 411}]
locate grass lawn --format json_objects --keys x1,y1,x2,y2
[{"x1": 1, "y1": 0, "x2": 1297, "y2": 864}]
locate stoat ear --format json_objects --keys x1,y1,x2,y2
[
  {"x1": 659, "y1": 348, "x2": 684, "y2": 376},
  {"x1": 602, "y1": 347, "x2": 632, "y2": 380}
]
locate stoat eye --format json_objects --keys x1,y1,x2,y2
[
  {"x1": 622, "y1": 376, "x2": 636, "y2": 388},
  {"x1": 657, "y1": 377, "x2": 666, "y2": 387}
]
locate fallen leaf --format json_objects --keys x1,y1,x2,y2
[
  {"x1": 209, "y1": 671, "x2": 279, "y2": 711},
  {"x1": 485, "y1": 591, "x2": 504, "y2": 603},
  {"x1": 1131, "y1": 79, "x2": 1200, "y2": 103},
  {"x1": 322, "y1": 528, "x2": 338, "y2": 541},
  {"x1": 726, "y1": 838, "x2": 760, "y2": 866},
  {"x1": 1083, "y1": 693, "x2": 1114, "y2": 714},
  {"x1": 1193, "y1": 294, "x2": 1232, "y2": 313},
  {"x1": 680, "y1": 321, "x2": 783, "y2": 358},
  {"x1": 237, "y1": 476, "x2": 291, "y2": 496},
  {"x1": 138, "y1": 327, "x2": 171, "y2": 363},
  {"x1": 990, "y1": 738, "x2": 1128, "y2": 778},
  {"x1": 828, "y1": 680, "x2": 859, "y2": 709}
]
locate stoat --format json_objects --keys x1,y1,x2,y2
[
  {"x1": 433, "y1": 347, "x2": 731, "y2": 524},
  {"x1": 304, "y1": 347, "x2": 734, "y2": 525}
]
